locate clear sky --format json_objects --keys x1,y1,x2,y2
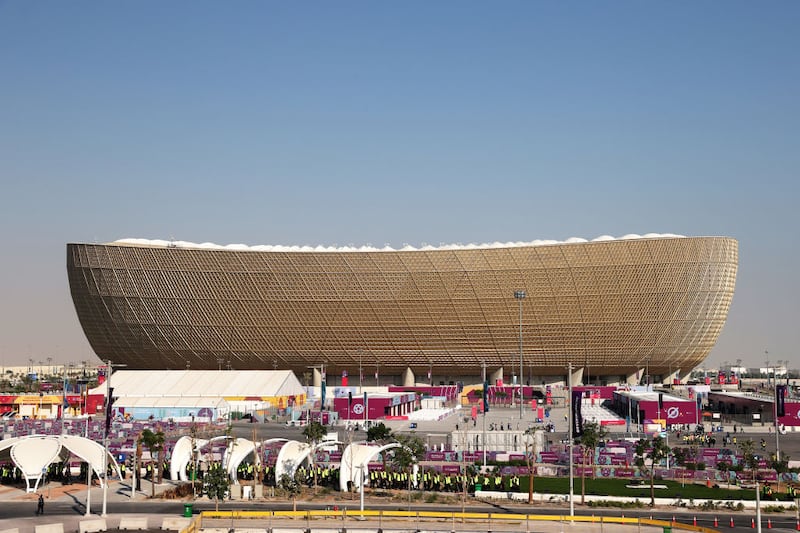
[{"x1": 1, "y1": 2, "x2": 797, "y2": 371}]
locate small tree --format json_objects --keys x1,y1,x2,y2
[
  {"x1": 367, "y1": 422, "x2": 394, "y2": 472},
  {"x1": 203, "y1": 463, "x2": 230, "y2": 511},
  {"x1": 366, "y1": 422, "x2": 393, "y2": 443},
  {"x1": 392, "y1": 433, "x2": 425, "y2": 509},
  {"x1": 139, "y1": 428, "x2": 165, "y2": 497},
  {"x1": 302, "y1": 421, "x2": 327, "y2": 492},
  {"x1": 634, "y1": 435, "x2": 670, "y2": 507},
  {"x1": 279, "y1": 470, "x2": 304, "y2": 513},
  {"x1": 523, "y1": 427, "x2": 539, "y2": 504},
  {"x1": 577, "y1": 421, "x2": 607, "y2": 504},
  {"x1": 738, "y1": 438, "x2": 759, "y2": 486}
]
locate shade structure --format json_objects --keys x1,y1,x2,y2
[
  {"x1": 67, "y1": 235, "x2": 737, "y2": 379},
  {"x1": 0, "y1": 435, "x2": 120, "y2": 493}
]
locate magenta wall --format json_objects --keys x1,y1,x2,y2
[
  {"x1": 639, "y1": 400, "x2": 698, "y2": 425},
  {"x1": 778, "y1": 403, "x2": 800, "y2": 426}
]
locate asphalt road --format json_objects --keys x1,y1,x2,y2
[{"x1": 1, "y1": 499, "x2": 798, "y2": 532}]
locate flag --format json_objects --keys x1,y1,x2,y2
[
  {"x1": 105, "y1": 387, "x2": 115, "y2": 434},
  {"x1": 571, "y1": 390, "x2": 583, "y2": 438}
]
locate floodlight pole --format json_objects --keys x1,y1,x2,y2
[
  {"x1": 482, "y1": 360, "x2": 487, "y2": 469},
  {"x1": 102, "y1": 360, "x2": 110, "y2": 517},
  {"x1": 568, "y1": 362, "x2": 574, "y2": 517},
  {"x1": 85, "y1": 412, "x2": 92, "y2": 516},
  {"x1": 514, "y1": 290, "x2": 526, "y2": 420},
  {"x1": 775, "y1": 377, "x2": 781, "y2": 463}
]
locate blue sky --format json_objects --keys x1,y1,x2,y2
[{"x1": 1, "y1": 2, "x2": 797, "y2": 370}]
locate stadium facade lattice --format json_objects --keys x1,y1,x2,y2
[{"x1": 67, "y1": 235, "x2": 737, "y2": 385}]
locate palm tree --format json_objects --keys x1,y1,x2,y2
[
  {"x1": 738, "y1": 438, "x2": 759, "y2": 487},
  {"x1": 635, "y1": 435, "x2": 670, "y2": 507},
  {"x1": 577, "y1": 421, "x2": 607, "y2": 504},
  {"x1": 139, "y1": 428, "x2": 165, "y2": 497}
]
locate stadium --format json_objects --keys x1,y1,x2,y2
[{"x1": 67, "y1": 234, "x2": 737, "y2": 386}]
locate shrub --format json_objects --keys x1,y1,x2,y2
[{"x1": 587, "y1": 499, "x2": 645, "y2": 509}]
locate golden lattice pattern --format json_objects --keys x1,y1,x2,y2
[{"x1": 66, "y1": 236, "x2": 737, "y2": 378}]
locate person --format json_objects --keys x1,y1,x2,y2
[{"x1": 36, "y1": 494, "x2": 44, "y2": 515}]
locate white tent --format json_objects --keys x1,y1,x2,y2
[
  {"x1": 91, "y1": 370, "x2": 305, "y2": 398},
  {"x1": 90, "y1": 370, "x2": 306, "y2": 420},
  {"x1": 339, "y1": 442, "x2": 402, "y2": 492},
  {"x1": 0, "y1": 435, "x2": 121, "y2": 493}
]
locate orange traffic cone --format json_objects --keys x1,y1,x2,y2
[
  {"x1": 751, "y1": 517, "x2": 755, "y2": 528},
  {"x1": 672, "y1": 516, "x2": 676, "y2": 523},
  {"x1": 796, "y1": 518, "x2": 800, "y2": 531},
  {"x1": 767, "y1": 518, "x2": 772, "y2": 529},
  {"x1": 730, "y1": 517, "x2": 735, "y2": 528},
  {"x1": 693, "y1": 516, "x2": 697, "y2": 526},
  {"x1": 714, "y1": 516, "x2": 719, "y2": 527}
]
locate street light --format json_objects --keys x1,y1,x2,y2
[
  {"x1": 514, "y1": 290, "x2": 526, "y2": 420},
  {"x1": 102, "y1": 360, "x2": 126, "y2": 516}
]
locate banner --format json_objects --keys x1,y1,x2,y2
[
  {"x1": 572, "y1": 390, "x2": 583, "y2": 437},
  {"x1": 776, "y1": 385, "x2": 786, "y2": 417}
]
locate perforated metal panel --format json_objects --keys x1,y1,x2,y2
[{"x1": 67, "y1": 237, "x2": 737, "y2": 379}]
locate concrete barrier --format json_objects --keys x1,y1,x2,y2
[
  {"x1": 34, "y1": 525, "x2": 64, "y2": 533},
  {"x1": 160, "y1": 517, "x2": 191, "y2": 530},
  {"x1": 118, "y1": 516, "x2": 148, "y2": 530},
  {"x1": 78, "y1": 518, "x2": 107, "y2": 533}
]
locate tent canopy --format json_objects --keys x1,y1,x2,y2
[
  {"x1": 91, "y1": 370, "x2": 305, "y2": 399},
  {"x1": 114, "y1": 396, "x2": 229, "y2": 409}
]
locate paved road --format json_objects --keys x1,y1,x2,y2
[{"x1": 1, "y1": 498, "x2": 798, "y2": 532}]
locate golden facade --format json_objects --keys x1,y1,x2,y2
[{"x1": 67, "y1": 236, "x2": 737, "y2": 379}]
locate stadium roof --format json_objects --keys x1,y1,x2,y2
[{"x1": 112, "y1": 232, "x2": 686, "y2": 253}]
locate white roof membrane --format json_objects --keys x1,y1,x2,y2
[{"x1": 111, "y1": 233, "x2": 686, "y2": 253}]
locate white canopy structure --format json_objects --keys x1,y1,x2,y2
[
  {"x1": 0, "y1": 435, "x2": 121, "y2": 493},
  {"x1": 169, "y1": 435, "x2": 232, "y2": 481},
  {"x1": 339, "y1": 442, "x2": 402, "y2": 492},
  {"x1": 90, "y1": 370, "x2": 305, "y2": 421},
  {"x1": 92, "y1": 370, "x2": 305, "y2": 398}
]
